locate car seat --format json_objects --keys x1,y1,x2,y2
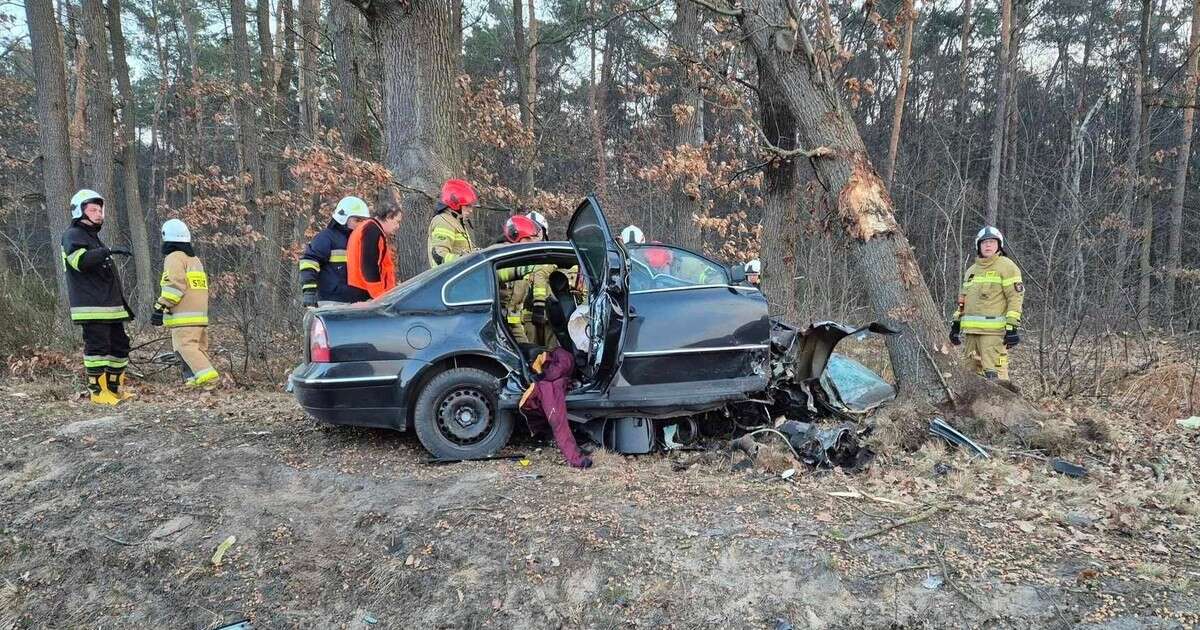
[{"x1": 547, "y1": 271, "x2": 577, "y2": 353}]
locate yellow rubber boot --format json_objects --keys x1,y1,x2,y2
[
  {"x1": 89, "y1": 373, "x2": 120, "y2": 406},
  {"x1": 105, "y1": 371, "x2": 134, "y2": 403},
  {"x1": 115, "y1": 371, "x2": 136, "y2": 401},
  {"x1": 187, "y1": 368, "x2": 220, "y2": 390}
]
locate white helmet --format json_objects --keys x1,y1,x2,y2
[
  {"x1": 526, "y1": 210, "x2": 548, "y2": 235},
  {"x1": 745, "y1": 259, "x2": 761, "y2": 274},
  {"x1": 332, "y1": 195, "x2": 370, "y2": 225},
  {"x1": 70, "y1": 189, "x2": 104, "y2": 220},
  {"x1": 975, "y1": 226, "x2": 1004, "y2": 254},
  {"x1": 161, "y1": 218, "x2": 191, "y2": 243},
  {"x1": 621, "y1": 225, "x2": 645, "y2": 245}
]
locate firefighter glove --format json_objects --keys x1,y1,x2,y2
[
  {"x1": 1004, "y1": 326, "x2": 1020, "y2": 348},
  {"x1": 108, "y1": 248, "x2": 133, "y2": 257},
  {"x1": 150, "y1": 303, "x2": 165, "y2": 327},
  {"x1": 949, "y1": 321, "x2": 962, "y2": 346},
  {"x1": 531, "y1": 303, "x2": 547, "y2": 325},
  {"x1": 301, "y1": 289, "x2": 318, "y2": 308}
]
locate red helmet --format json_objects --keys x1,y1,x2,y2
[
  {"x1": 644, "y1": 245, "x2": 673, "y2": 270},
  {"x1": 504, "y1": 215, "x2": 539, "y2": 243},
  {"x1": 441, "y1": 179, "x2": 478, "y2": 212}
]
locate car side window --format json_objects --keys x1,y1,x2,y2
[
  {"x1": 628, "y1": 245, "x2": 729, "y2": 290},
  {"x1": 444, "y1": 263, "x2": 493, "y2": 305}
]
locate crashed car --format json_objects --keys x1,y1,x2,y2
[{"x1": 290, "y1": 196, "x2": 894, "y2": 459}]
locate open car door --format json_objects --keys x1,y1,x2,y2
[{"x1": 567, "y1": 196, "x2": 628, "y2": 390}]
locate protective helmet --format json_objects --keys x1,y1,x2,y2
[
  {"x1": 441, "y1": 179, "x2": 478, "y2": 212},
  {"x1": 745, "y1": 259, "x2": 761, "y2": 274},
  {"x1": 526, "y1": 210, "x2": 548, "y2": 235},
  {"x1": 504, "y1": 215, "x2": 539, "y2": 243},
  {"x1": 161, "y1": 218, "x2": 192, "y2": 243},
  {"x1": 644, "y1": 245, "x2": 673, "y2": 270},
  {"x1": 975, "y1": 226, "x2": 1005, "y2": 254},
  {"x1": 621, "y1": 225, "x2": 645, "y2": 245},
  {"x1": 332, "y1": 195, "x2": 370, "y2": 225},
  {"x1": 70, "y1": 189, "x2": 104, "y2": 220}
]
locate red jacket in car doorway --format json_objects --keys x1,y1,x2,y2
[{"x1": 347, "y1": 218, "x2": 396, "y2": 299}]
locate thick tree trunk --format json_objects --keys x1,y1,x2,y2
[
  {"x1": 81, "y1": 0, "x2": 121, "y2": 246},
  {"x1": 666, "y1": 0, "x2": 705, "y2": 251},
  {"x1": 107, "y1": 0, "x2": 154, "y2": 310},
  {"x1": 984, "y1": 0, "x2": 1012, "y2": 225},
  {"x1": 757, "y1": 65, "x2": 800, "y2": 321},
  {"x1": 353, "y1": 0, "x2": 464, "y2": 278},
  {"x1": 331, "y1": 0, "x2": 370, "y2": 154},
  {"x1": 734, "y1": 0, "x2": 972, "y2": 404},
  {"x1": 1136, "y1": 0, "x2": 1154, "y2": 329},
  {"x1": 884, "y1": 0, "x2": 915, "y2": 189},
  {"x1": 24, "y1": 0, "x2": 74, "y2": 316},
  {"x1": 1165, "y1": 0, "x2": 1200, "y2": 327}
]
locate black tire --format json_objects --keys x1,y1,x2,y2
[{"x1": 413, "y1": 367, "x2": 514, "y2": 460}]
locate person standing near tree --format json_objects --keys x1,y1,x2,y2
[
  {"x1": 61, "y1": 189, "x2": 135, "y2": 405},
  {"x1": 151, "y1": 219, "x2": 218, "y2": 388},
  {"x1": 949, "y1": 226, "x2": 1025, "y2": 383},
  {"x1": 427, "y1": 179, "x2": 478, "y2": 268},
  {"x1": 347, "y1": 204, "x2": 403, "y2": 299},
  {"x1": 298, "y1": 196, "x2": 372, "y2": 308}
]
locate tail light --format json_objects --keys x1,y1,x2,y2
[{"x1": 309, "y1": 317, "x2": 331, "y2": 363}]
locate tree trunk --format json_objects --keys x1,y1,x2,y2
[
  {"x1": 757, "y1": 64, "x2": 801, "y2": 321},
  {"x1": 1165, "y1": 0, "x2": 1200, "y2": 327},
  {"x1": 351, "y1": 0, "x2": 464, "y2": 278},
  {"x1": 107, "y1": 0, "x2": 154, "y2": 310},
  {"x1": 589, "y1": 1, "x2": 607, "y2": 200},
  {"x1": 884, "y1": 0, "x2": 915, "y2": 189},
  {"x1": 24, "y1": 0, "x2": 74, "y2": 317},
  {"x1": 331, "y1": 0, "x2": 370, "y2": 154},
  {"x1": 666, "y1": 0, "x2": 705, "y2": 251},
  {"x1": 733, "y1": 0, "x2": 973, "y2": 404},
  {"x1": 231, "y1": 0, "x2": 270, "y2": 312},
  {"x1": 511, "y1": 0, "x2": 533, "y2": 197},
  {"x1": 525, "y1": 0, "x2": 538, "y2": 195},
  {"x1": 957, "y1": 0, "x2": 973, "y2": 124},
  {"x1": 299, "y1": 0, "x2": 320, "y2": 135},
  {"x1": 983, "y1": 0, "x2": 1012, "y2": 225},
  {"x1": 81, "y1": 0, "x2": 121, "y2": 246},
  {"x1": 1136, "y1": 0, "x2": 1154, "y2": 329}
]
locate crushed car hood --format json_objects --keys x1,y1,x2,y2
[{"x1": 769, "y1": 320, "x2": 897, "y2": 417}]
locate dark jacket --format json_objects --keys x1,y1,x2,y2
[
  {"x1": 299, "y1": 221, "x2": 370, "y2": 303},
  {"x1": 61, "y1": 221, "x2": 132, "y2": 324}
]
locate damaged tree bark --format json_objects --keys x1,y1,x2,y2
[{"x1": 716, "y1": 0, "x2": 976, "y2": 405}]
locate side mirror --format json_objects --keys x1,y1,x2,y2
[{"x1": 729, "y1": 265, "x2": 747, "y2": 284}]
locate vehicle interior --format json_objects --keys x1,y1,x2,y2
[
  {"x1": 626, "y1": 244, "x2": 733, "y2": 290},
  {"x1": 491, "y1": 249, "x2": 590, "y2": 379}
]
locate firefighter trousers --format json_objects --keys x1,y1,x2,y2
[
  {"x1": 963, "y1": 333, "x2": 1008, "y2": 380},
  {"x1": 171, "y1": 326, "x2": 217, "y2": 385},
  {"x1": 81, "y1": 322, "x2": 130, "y2": 375}
]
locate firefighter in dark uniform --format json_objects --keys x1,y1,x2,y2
[
  {"x1": 61, "y1": 189, "x2": 135, "y2": 405},
  {"x1": 298, "y1": 196, "x2": 372, "y2": 307}
]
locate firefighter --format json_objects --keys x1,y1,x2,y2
[
  {"x1": 950, "y1": 226, "x2": 1024, "y2": 381},
  {"x1": 151, "y1": 219, "x2": 217, "y2": 387},
  {"x1": 61, "y1": 189, "x2": 135, "y2": 405},
  {"x1": 500, "y1": 215, "x2": 555, "y2": 345},
  {"x1": 745, "y1": 259, "x2": 761, "y2": 286},
  {"x1": 298, "y1": 196, "x2": 372, "y2": 307},
  {"x1": 427, "y1": 179, "x2": 478, "y2": 268},
  {"x1": 347, "y1": 204, "x2": 402, "y2": 299},
  {"x1": 527, "y1": 210, "x2": 549, "y2": 239},
  {"x1": 620, "y1": 224, "x2": 645, "y2": 245}
]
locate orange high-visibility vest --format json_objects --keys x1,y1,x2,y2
[{"x1": 347, "y1": 218, "x2": 396, "y2": 299}]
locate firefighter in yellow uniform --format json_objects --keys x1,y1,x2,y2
[
  {"x1": 950, "y1": 226, "x2": 1024, "y2": 381},
  {"x1": 427, "y1": 179, "x2": 478, "y2": 267},
  {"x1": 151, "y1": 219, "x2": 218, "y2": 387}
]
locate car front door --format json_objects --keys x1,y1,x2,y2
[{"x1": 567, "y1": 196, "x2": 628, "y2": 390}]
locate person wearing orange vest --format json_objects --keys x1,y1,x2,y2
[{"x1": 347, "y1": 204, "x2": 402, "y2": 299}]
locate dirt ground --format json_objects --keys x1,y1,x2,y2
[{"x1": 1, "y1": 376, "x2": 1198, "y2": 629}]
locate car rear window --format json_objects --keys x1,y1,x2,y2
[{"x1": 444, "y1": 262, "x2": 493, "y2": 305}]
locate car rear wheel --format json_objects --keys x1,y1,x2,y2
[{"x1": 413, "y1": 367, "x2": 514, "y2": 460}]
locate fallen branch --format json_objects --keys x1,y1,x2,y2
[
  {"x1": 865, "y1": 562, "x2": 937, "y2": 580},
  {"x1": 834, "y1": 504, "x2": 943, "y2": 542},
  {"x1": 100, "y1": 533, "x2": 143, "y2": 546}
]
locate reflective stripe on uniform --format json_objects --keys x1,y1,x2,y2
[
  {"x1": 159, "y1": 286, "x2": 184, "y2": 303},
  {"x1": 506, "y1": 315, "x2": 523, "y2": 325},
  {"x1": 302, "y1": 282, "x2": 318, "y2": 290},
  {"x1": 329, "y1": 249, "x2": 348, "y2": 263},
  {"x1": 299, "y1": 259, "x2": 320, "y2": 272},
  {"x1": 431, "y1": 227, "x2": 470, "y2": 244},
  {"x1": 64, "y1": 248, "x2": 87, "y2": 271},
  {"x1": 164, "y1": 311, "x2": 209, "y2": 327},
  {"x1": 1006, "y1": 310, "x2": 1021, "y2": 320},
  {"x1": 1002, "y1": 276, "x2": 1023, "y2": 286},
  {"x1": 70, "y1": 306, "x2": 128, "y2": 321},
  {"x1": 964, "y1": 276, "x2": 1003, "y2": 286},
  {"x1": 960, "y1": 315, "x2": 1007, "y2": 330},
  {"x1": 532, "y1": 286, "x2": 549, "y2": 299}
]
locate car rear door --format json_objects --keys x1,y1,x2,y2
[{"x1": 567, "y1": 196, "x2": 628, "y2": 389}]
